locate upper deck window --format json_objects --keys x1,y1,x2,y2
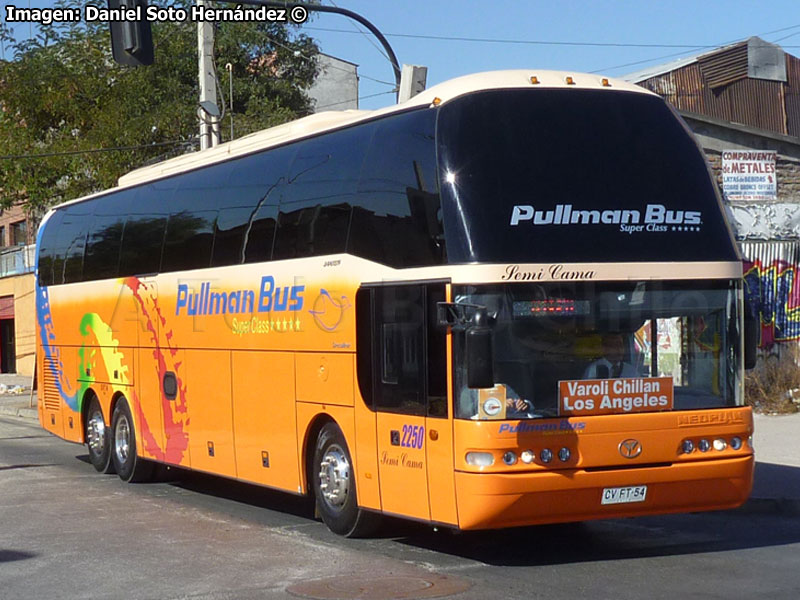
[{"x1": 437, "y1": 88, "x2": 738, "y2": 264}]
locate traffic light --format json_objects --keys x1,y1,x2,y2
[{"x1": 108, "y1": 0, "x2": 153, "y2": 67}]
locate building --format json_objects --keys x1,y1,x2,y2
[
  {"x1": 307, "y1": 53, "x2": 359, "y2": 112},
  {"x1": 626, "y1": 37, "x2": 800, "y2": 353},
  {"x1": 0, "y1": 203, "x2": 36, "y2": 376}
]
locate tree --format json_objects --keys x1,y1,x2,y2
[{"x1": 0, "y1": 0, "x2": 319, "y2": 215}]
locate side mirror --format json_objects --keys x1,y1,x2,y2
[
  {"x1": 437, "y1": 301, "x2": 485, "y2": 328},
  {"x1": 744, "y1": 297, "x2": 759, "y2": 370},
  {"x1": 466, "y1": 326, "x2": 494, "y2": 389}
]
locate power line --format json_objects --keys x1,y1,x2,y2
[
  {"x1": 0, "y1": 140, "x2": 194, "y2": 161},
  {"x1": 595, "y1": 24, "x2": 800, "y2": 73},
  {"x1": 265, "y1": 33, "x2": 395, "y2": 87},
  {"x1": 315, "y1": 90, "x2": 395, "y2": 111},
  {"x1": 303, "y1": 25, "x2": 800, "y2": 49}
]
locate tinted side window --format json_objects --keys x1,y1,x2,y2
[
  {"x1": 238, "y1": 146, "x2": 294, "y2": 264},
  {"x1": 162, "y1": 163, "x2": 236, "y2": 272},
  {"x1": 161, "y1": 210, "x2": 216, "y2": 272},
  {"x1": 119, "y1": 181, "x2": 172, "y2": 277},
  {"x1": 350, "y1": 109, "x2": 443, "y2": 267},
  {"x1": 374, "y1": 285, "x2": 426, "y2": 415},
  {"x1": 213, "y1": 206, "x2": 255, "y2": 266},
  {"x1": 83, "y1": 215, "x2": 125, "y2": 281},
  {"x1": 50, "y1": 203, "x2": 92, "y2": 284},
  {"x1": 273, "y1": 126, "x2": 371, "y2": 260},
  {"x1": 82, "y1": 190, "x2": 134, "y2": 282},
  {"x1": 37, "y1": 210, "x2": 64, "y2": 286}
]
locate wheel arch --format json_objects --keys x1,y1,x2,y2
[{"x1": 302, "y1": 413, "x2": 336, "y2": 497}]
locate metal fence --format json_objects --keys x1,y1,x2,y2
[{"x1": 0, "y1": 245, "x2": 35, "y2": 279}]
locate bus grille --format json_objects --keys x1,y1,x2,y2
[{"x1": 42, "y1": 356, "x2": 62, "y2": 412}]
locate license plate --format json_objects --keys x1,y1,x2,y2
[{"x1": 601, "y1": 485, "x2": 647, "y2": 505}]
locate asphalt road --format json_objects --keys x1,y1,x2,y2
[{"x1": 1, "y1": 414, "x2": 799, "y2": 600}]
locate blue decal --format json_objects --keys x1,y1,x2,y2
[
  {"x1": 36, "y1": 285, "x2": 79, "y2": 412},
  {"x1": 401, "y1": 424, "x2": 425, "y2": 449},
  {"x1": 499, "y1": 420, "x2": 586, "y2": 434}
]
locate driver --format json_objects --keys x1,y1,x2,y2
[{"x1": 583, "y1": 333, "x2": 638, "y2": 379}]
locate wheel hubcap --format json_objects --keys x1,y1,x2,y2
[
  {"x1": 87, "y1": 411, "x2": 106, "y2": 455},
  {"x1": 115, "y1": 414, "x2": 130, "y2": 464},
  {"x1": 318, "y1": 444, "x2": 350, "y2": 509}
]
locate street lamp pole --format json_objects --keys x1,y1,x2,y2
[{"x1": 213, "y1": 0, "x2": 402, "y2": 94}]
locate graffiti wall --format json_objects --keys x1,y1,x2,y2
[{"x1": 741, "y1": 241, "x2": 800, "y2": 349}]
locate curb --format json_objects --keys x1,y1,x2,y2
[{"x1": 0, "y1": 405, "x2": 38, "y2": 420}]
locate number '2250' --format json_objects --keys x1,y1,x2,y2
[{"x1": 401, "y1": 424, "x2": 425, "y2": 449}]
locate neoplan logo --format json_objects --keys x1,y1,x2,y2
[
  {"x1": 619, "y1": 439, "x2": 643, "y2": 459},
  {"x1": 509, "y1": 203, "x2": 702, "y2": 233}
]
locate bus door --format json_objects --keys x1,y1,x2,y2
[{"x1": 359, "y1": 282, "x2": 454, "y2": 523}]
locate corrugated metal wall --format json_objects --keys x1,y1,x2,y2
[
  {"x1": 638, "y1": 49, "x2": 800, "y2": 137},
  {"x1": 786, "y1": 55, "x2": 800, "y2": 138}
]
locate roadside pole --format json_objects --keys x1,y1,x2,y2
[{"x1": 197, "y1": 0, "x2": 221, "y2": 149}]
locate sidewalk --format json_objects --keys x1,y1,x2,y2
[
  {"x1": 0, "y1": 374, "x2": 37, "y2": 420},
  {"x1": 750, "y1": 412, "x2": 800, "y2": 514},
  {"x1": 1, "y1": 386, "x2": 797, "y2": 512}
]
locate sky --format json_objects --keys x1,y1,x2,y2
[{"x1": 2, "y1": 0, "x2": 800, "y2": 110}]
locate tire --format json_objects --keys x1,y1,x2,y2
[
  {"x1": 111, "y1": 397, "x2": 154, "y2": 483},
  {"x1": 312, "y1": 422, "x2": 381, "y2": 537},
  {"x1": 85, "y1": 395, "x2": 115, "y2": 474}
]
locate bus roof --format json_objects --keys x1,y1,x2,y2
[{"x1": 117, "y1": 70, "x2": 654, "y2": 188}]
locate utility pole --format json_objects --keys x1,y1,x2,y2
[{"x1": 197, "y1": 0, "x2": 220, "y2": 150}]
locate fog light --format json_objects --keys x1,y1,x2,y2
[
  {"x1": 713, "y1": 438, "x2": 727, "y2": 451},
  {"x1": 466, "y1": 452, "x2": 494, "y2": 467},
  {"x1": 730, "y1": 437, "x2": 742, "y2": 450},
  {"x1": 540, "y1": 448, "x2": 553, "y2": 464},
  {"x1": 502, "y1": 451, "x2": 518, "y2": 466},
  {"x1": 520, "y1": 450, "x2": 535, "y2": 464},
  {"x1": 681, "y1": 439, "x2": 695, "y2": 454},
  {"x1": 558, "y1": 447, "x2": 571, "y2": 462},
  {"x1": 698, "y1": 439, "x2": 710, "y2": 452}
]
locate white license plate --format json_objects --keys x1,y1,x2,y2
[{"x1": 601, "y1": 485, "x2": 647, "y2": 505}]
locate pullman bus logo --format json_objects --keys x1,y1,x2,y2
[
  {"x1": 509, "y1": 204, "x2": 702, "y2": 234},
  {"x1": 619, "y1": 438, "x2": 642, "y2": 459}
]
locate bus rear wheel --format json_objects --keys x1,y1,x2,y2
[
  {"x1": 111, "y1": 397, "x2": 154, "y2": 483},
  {"x1": 313, "y1": 422, "x2": 380, "y2": 537},
  {"x1": 85, "y1": 396, "x2": 115, "y2": 474}
]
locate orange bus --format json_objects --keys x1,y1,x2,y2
[{"x1": 36, "y1": 70, "x2": 755, "y2": 536}]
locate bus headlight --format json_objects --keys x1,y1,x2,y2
[
  {"x1": 520, "y1": 450, "x2": 535, "y2": 464},
  {"x1": 540, "y1": 448, "x2": 553, "y2": 464},
  {"x1": 698, "y1": 439, "x2": 710, "y2": 452},
  {"x1": 681, "y1": 439, "x2": 695, "y2": 454},
  {"x1": 558, "y1": 447, "x2": 571, "y2": 462},
  {"x1": 730, "y1": 437, "x2": 742, "y2": 450},
  {"x1": 713, "y1": 438, "x2": 727, "y2": 451},
  {"x1": 466, "y1": 452, "x2": 494, "y2": 467}
]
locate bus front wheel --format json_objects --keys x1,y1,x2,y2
[
  {"x1": 312, "y1": 422, "x2": 380, "y2": 537},
  {"x1": 111, "y1": 397, "x2": 154, "y2": 483},
  {"x1": 85, "y1": 395, "x2": 115, "y2": 474}
]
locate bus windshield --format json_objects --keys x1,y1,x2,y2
[
  {"x1": 453, "y1": 280, "x2": 742, "y2": 420},
  {"x1": 437, "y1": 88, "x2": 738, "y2": 264}
]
